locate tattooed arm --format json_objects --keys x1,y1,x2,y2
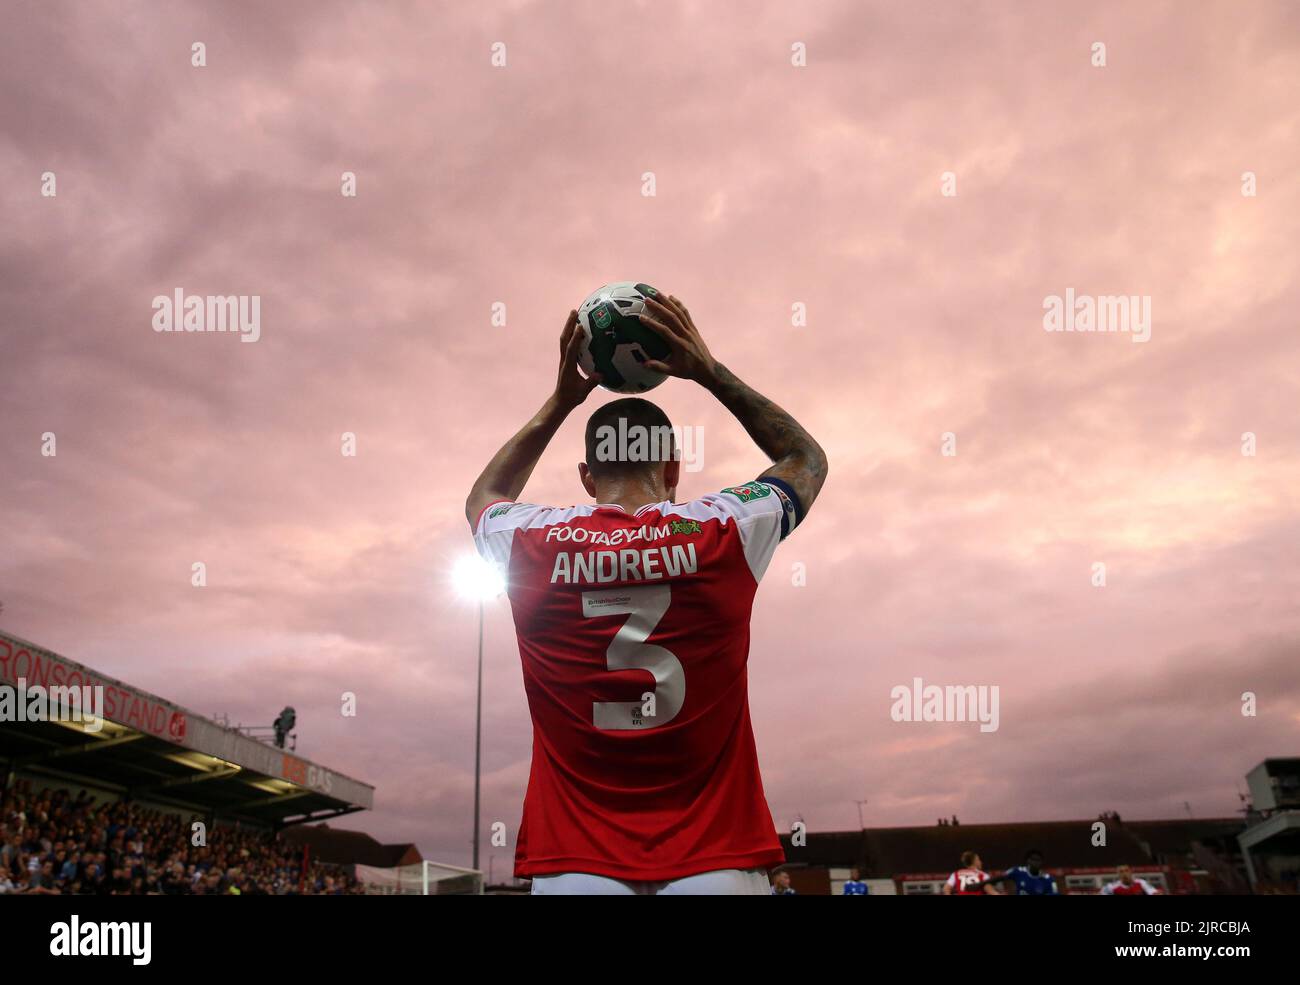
[
  {"x1": 637, "y1": 293, "x2": 828, "y2": 520},
  {"x1": 704, "y1": 361, "x2": 828, "y2": 517}
]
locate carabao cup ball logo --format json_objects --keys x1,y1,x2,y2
[{"x1": 576, "y1": 281, "x2": 671, "y2": 394}]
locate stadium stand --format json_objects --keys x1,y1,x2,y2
[
  {"x1": 0, "y1": 630, "x2": 373, "y2": 824},
  {"x1": 1238, "y1": 759, "x2": 1300, "y2": 893},
  {"x1": 1, "y1": 779, "x2": 363, "y2": 894},
  {"x1": 1, "y1": 629, "x2": 377, "y2": 895}
]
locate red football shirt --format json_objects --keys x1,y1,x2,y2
[
  {"x1": 947, "y1": 868, "x2": 990, "y2": 895},
  {"x1": 1102, "y1": 878, "x2": 1159, "y2": 895},
  {"x1": 473, "y1": 480, "x2": 799, "y2": 881}
]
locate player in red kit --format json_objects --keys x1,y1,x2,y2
[
  {"x1": 1100, "y1": 865, "x2": 1161, "y2": 895},
  {"x1": 943, "y1": 851, "x2": 1001, "y2": 895},
  {"x1": 465, "y1": 292, "x2": 827, "y2": 895}
]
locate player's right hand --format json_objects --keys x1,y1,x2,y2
[{"x1": 636, "y1": 293, "x2": 719, "y2": 387}]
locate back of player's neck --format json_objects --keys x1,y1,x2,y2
[{"x1": 595, "y1": 484, "x2": 667, "y2": 513}]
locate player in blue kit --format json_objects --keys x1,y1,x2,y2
[
  {"x1": 842, "y1": 867, "x2": 869, "y2": 895},
  {"x1": 993, "y1": 850, "x2": 1059, "y2": 895}
]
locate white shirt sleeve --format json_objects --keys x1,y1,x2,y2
[
  {"x1": 472, "y1": 500, "x2": 557, "y2": 568},
  {"x1": 692, "y1": 480, "x2": 799, "y2": 582}
]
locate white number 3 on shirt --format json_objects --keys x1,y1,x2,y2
[{"x1": 582, "y1": 585, "x2": 685, "y2": 730}]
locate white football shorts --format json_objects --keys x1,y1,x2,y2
[{"x1": 530, "y1": 868, "x2": 771, "y2": 896}]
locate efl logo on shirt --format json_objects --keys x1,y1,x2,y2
[{"x1": 721, "y1": 483, "x2": 771, "y2": 503}]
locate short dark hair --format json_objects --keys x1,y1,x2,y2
[
  {"x1": 584, "y1": 398, "x2": 676, "y2": 478},
  {"x1": 1025, "y1": 849, "x2": 1043, "y2": 861},
  {"x1": 960, "y1": 850, "x2": 977, "y2": 868}
]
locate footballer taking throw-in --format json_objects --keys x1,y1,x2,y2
[{"x1": 465, "y1": 292, "x2": 827, "y2": 895}]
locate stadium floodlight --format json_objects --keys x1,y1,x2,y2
[
  {"x1": 453, "y1": 555, "x2": 505, "y2": 601},
  {"x1": 452, "y1": 554, "x2": 505, "y2": 874}
]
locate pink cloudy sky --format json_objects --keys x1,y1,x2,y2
[{"x1": 2, "y1": 1, "x2": 1298, "y2": 870}]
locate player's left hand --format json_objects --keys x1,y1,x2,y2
[
  {"x1": 554, "y1": 309, "x2": 602, "y2": 409},
  {"x1": 636, "y1": 293, "x2": 719, "y2": 387}
]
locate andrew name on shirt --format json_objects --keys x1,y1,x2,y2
[{"x1": 546, "y1": 519, "x2": 701, "y2": 585}]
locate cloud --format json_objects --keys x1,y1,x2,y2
[{"x1": 1, "y1": 0, "x2": 1297, "y2": 865}]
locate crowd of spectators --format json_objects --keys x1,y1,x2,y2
[{"x1": 1, "y1": 780, "x2": 363, "y2": 895}]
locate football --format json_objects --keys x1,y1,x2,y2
[{"x1": 575, "y1": 282, "x2": 672, "y2": 393}]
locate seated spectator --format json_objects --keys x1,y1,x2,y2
[{"x1": 0, "y1": 780, "x2": 363, "y2": 896}]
